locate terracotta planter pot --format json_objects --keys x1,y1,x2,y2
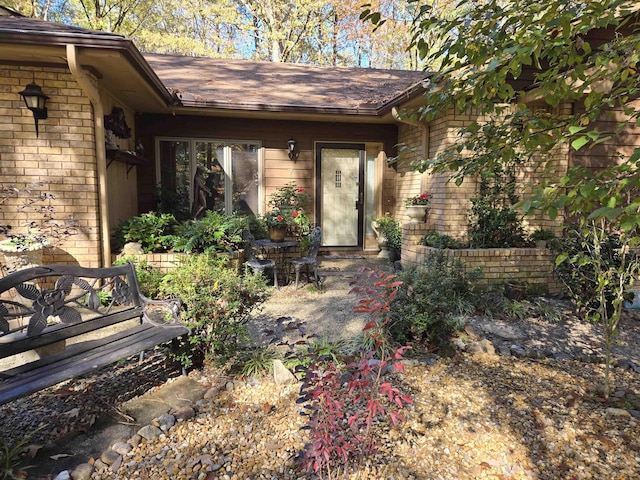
[{"x1": 269, "y1": 226, "x2": 287, "y2": 242}]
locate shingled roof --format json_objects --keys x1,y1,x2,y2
[
  {"x1": 144, "y1": 53, "x2": 427, "y2": 115},
  {"x1": 0, "y1": 14, "x2": 132, "y2": 46},
  {"x1": 0, "y1": 13, "x2": 427, "y2": 116}
]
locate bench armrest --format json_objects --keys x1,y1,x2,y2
[{"x1": 139, "y1": 294, "x2": 185, "y2": 327}]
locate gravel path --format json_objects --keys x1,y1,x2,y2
[{"x1": 2, "y1": 256, "x2": 640, "y2": 479}]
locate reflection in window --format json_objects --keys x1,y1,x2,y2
[
  {"x1": 196, "y1": 142, "x2": 225, "y2": 213},
  {"x1": 232, "y1": 143, "x2": 259, "y2": 215},
  {"x1": 158, "y1": 139, "x2": 261, "y2": 218},
  {"x1": 158, "y1": 140, "x2": 190, "y2": 218}
]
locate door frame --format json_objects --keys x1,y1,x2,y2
[{"x1": 315, "y1": 142, "x2": 366, "y2": 248}]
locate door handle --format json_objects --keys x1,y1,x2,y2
[{"x1": 355, "y1": 200, "x2": 360, "y2": 210}]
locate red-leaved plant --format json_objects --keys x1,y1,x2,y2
[{"x1": 268, "y1": 269, "x2": 412, "y2": 479}]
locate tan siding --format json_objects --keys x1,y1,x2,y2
[{"x1": 100, "y1": 92, "x2": 139, "y2": 228}]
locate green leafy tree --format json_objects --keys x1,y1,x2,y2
[{"x1": 365, "y1": 0, "x2": 640, "y2": 398}]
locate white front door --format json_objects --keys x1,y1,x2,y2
[{"x1": 317, "y1": 144, "x2": 364, "y2": 247}]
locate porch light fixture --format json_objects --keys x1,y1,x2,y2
[
  {"x1": 287, "y1": 138, "x2": 299, "y2": 161},
  {"x1": 19, "y1": 81, "x2": 49, "y2": 137}
]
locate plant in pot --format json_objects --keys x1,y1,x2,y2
[
  {"x1": 404, "y1": 192, "x2": 431, "y2": 223},
  {"x1": 264, "y1": 183, "x2": 311, "y2": 244},
  {"x1": 264, "y1": 209, "x2": 291, "y2": 242},
  {"x1": 529, "y1": 228, "x2": 555, "y2": 249},
  {"x1": 0, "y1": 183, "x2": 78, "y2": 271},
  {"x1": 373, "y1": 215, "x2": 402, "y2": 262}
]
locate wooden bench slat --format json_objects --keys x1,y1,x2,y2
[
  {"x1": 1, "y1": 323, "x2": 155, "y2": 379},
  {"x1": 0, "y1": 323, "x2": 187, "y2": 405},
  {"x1": 0, "y1": 307, "x2": 144, "y2": 360}
]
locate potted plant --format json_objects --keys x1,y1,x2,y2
[
  {"x1": 404, "y1": 193, "x2": 431, "y2": 222},
  {"x1": 264, "y1": 183, "x2": 311, "y2": 243},
  {"x1": 264, "y1": 210, "x2": 291, "y2": 242},
  {"x1": 529, "y1": 228, "x2": 555, "y2": 249},
  {"x1": 0, "y1": 183, "x2": 78, "y2": 271},
  {"x1": 373, "y1": 215, "x2": 402, "y2": 262}
]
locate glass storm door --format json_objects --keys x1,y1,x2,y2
[{"x1": 317, "y1": 144, "x2": 364, "y2": 247}]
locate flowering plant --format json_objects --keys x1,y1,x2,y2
[
  {"x1": 264, "y1": 182, "x2": 312, "y2": 238},
  {"x1": 265, "y1": 209, "x2": 299, "y2": 227},
  {"x1": 404, "y1": 193, "x2": 431, "y2": 207}
]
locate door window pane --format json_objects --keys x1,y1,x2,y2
[{"x1": 365, "y1": 153, "x2": 375, "y2": 236}]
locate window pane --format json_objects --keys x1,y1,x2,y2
[
  {"x1": 159, "y1": 140, "x2": 190, "y2": 218},
  {"x1": 195, "y1": 142, "x2": 226, "y2": 213},
  {"x1": 231, "y1": 143, "x2": 259, "y2": 215}
]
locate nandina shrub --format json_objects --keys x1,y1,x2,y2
[
  {"x1": 159, "y1": 253, "x2": 269, "y2": 369},
  {"x1": 271, "y1": 270, "x2": 412, "y2": 478}
]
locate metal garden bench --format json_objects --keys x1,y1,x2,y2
[{"x1": 0, "y1": 262, "x2": 187, "y2": 405}]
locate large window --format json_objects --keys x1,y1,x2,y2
[{"x1": 157, "y1": 138, "x2": 262, "y2": 217}]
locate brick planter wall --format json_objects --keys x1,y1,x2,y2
[
  {"x1": 112, "y1": 250, "x2": 246, "y2": 273},
  {"x1": 401, "y1": 223, "x2": 562, "y2": 295}
]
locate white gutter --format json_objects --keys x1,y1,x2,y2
[
  {"x1": 391, "y1": 106, "x2": 429, "y2": 158},
  {"x1": 66, "y1": 44, "x2": 111, "y2": 267}
]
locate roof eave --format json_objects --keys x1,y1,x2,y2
[
  {"x1": 0, "y1": 28, "x2": 176, "y2": 107},
  {"x1": 177, "y1": 99, "x2": 380, "y2": 116},
  {"x1": 377, "y1": 77, "x2": 429, "y2": 115}
]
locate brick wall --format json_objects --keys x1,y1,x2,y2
[
  {"x1": 397, "y1": 106, "x2": 568, "y2": 240},
  {"x1": 0, "y1": 64, "x2": 101, "y2": 268},
  {"x1": 113, "y1": 251, "x2": 246, "y2": 274},
  {"x1": 401, "y1": 223, "x2": 562, "y2": 294}
]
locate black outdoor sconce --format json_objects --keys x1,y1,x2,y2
[
  {"x1": 19, "y1": 81, "x2": 49, "y2": 137},
  {"x1": 287, "y1": 138, "x2": 299, "y2": 161}
]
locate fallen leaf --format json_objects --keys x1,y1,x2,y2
[
  {"x1": 50, "y1": 453, "x2": 73, "y2": 460},
  {"x1": 26, "y1": 444, "x2": 43, "y2": 459},
  {"x1": 64, "y1": 407, "x2": 80, "y2": 418}
]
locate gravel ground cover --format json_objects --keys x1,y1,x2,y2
[
  {"x1": 2, "y1": 256, "x2": 640, "y2": 479},
  {"x1": 89, "y1": 355, "x2": 640, "y2": 480}
]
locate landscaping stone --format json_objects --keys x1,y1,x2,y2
[
  {"x1": 70, "y1": 463, "x2": 93, "y2": 480},
  {"x1": 273, "y1": 359, "x2": 297, "y2": 385},
  {"x1": 4, "y1": 257, "x2": 640, "y2": 480},
  {"x1": 137, "y1": 425, "x2": 163, "y2": 441}
]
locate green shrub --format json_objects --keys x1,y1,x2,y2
[
  {"x1": 467, "y1": 167, "x2": 527, "y2": 248},
  {"x1": 158, "y1": 253, "x2": 269, "y2": 368},
  {"x1": 529, "y1": 228, "x2": 555, "y2": 242},
  {"x1": 113, "y1": 212, "x2": 178, "y2": 253},
  {"x1": 388, "y1": 251, "x2": 481, "y2": 349},
  {"x1": 549, "y1": 226, "x2": 630, "y2": 317},
  {"x1": 419, "y1": 230, "x2": 466, "y2": 249},
  {"x1": 373, "y1": 215, "x2": 401, "y2": 250},
  {"x1": 246, "y1": 214, "x2": 269, "y2": 239},
  {"x1": 113, "y1": 256, "x2": 165, "y2": 298},
  {"x1": 173, "y1": 211, "x2": 248, "y2": 254}
]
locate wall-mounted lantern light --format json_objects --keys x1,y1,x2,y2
[
  {"x1": 287, "y1": 138, "x2": 299, "y2": 161},
  {"x1": 19, "y1": 81, "x2": 48, "y2": 137}
]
